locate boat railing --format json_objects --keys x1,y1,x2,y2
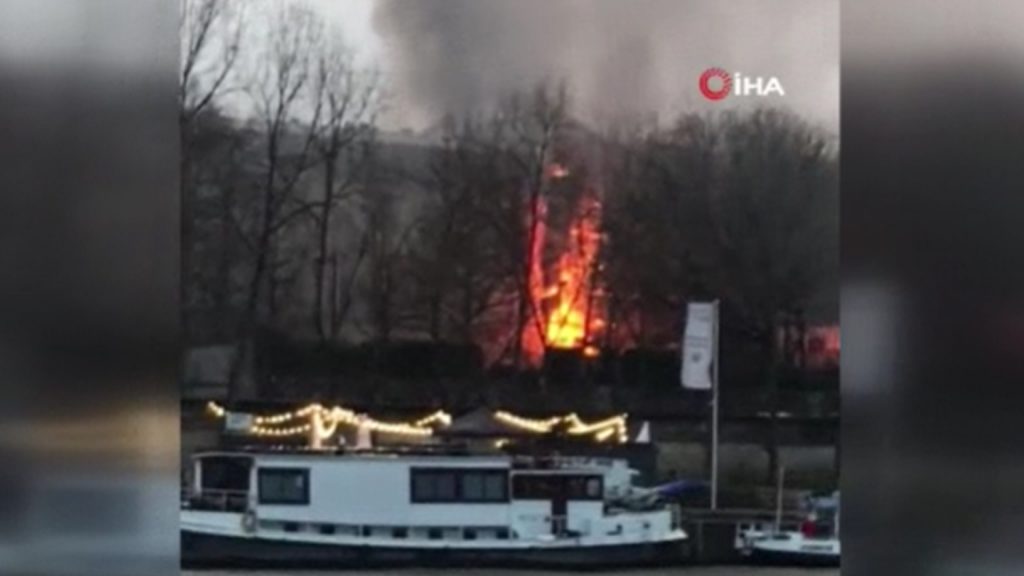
[{"x1": 184, "y1": 488, "x2": 250, "y2": 512}]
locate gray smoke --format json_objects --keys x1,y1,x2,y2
[{"x1": 372, "y1": 0, "x2": 838, "y2": 130}]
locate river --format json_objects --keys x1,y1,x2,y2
[{"x1": 188, "y1": 565, "x2": 835, "y2": 569}]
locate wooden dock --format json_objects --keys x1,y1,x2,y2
[{"x1": 681, "y1": 508, "x2": 804, "y2": 563}]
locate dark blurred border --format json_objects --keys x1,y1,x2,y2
[
  {"x1": 6, "y1": 1, "x2": 1024, "y2": 574},
  {"x1": 843, "y1": 1, "x2": 1024, "y2": 574},
  {"x1": 0, "y1": 1, "x2": 178, "y2": 574}
]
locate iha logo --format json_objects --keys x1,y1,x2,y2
[{"x1": 699, "y1": 67, "x2": 785, "y2": 101}]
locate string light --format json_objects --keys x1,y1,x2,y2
[
  {"x1": 495, "y1": 410, "x2": 630, "y2": 443},
  {"x1": 206, "y1": 402, "x2": 451, "y2": 442},
  {"x1": 414, "y1": 410, "x2": 453, "y2": 428},
  {"x1": 251, "y1": 423, "x2": 311, "y2": 437},
  {"x1": 206, "y1": 402, "x2": 626, "y2": 444},
  {"x1": 494, "y1": 411, "x2": 562, "y2": 433},
  {"x1": 566, "y1": 414, "x2": 628, "y2": 435}
]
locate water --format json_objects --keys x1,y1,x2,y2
[{"x1": 186, "y1": 565, "x2": 839, "y2": 569}]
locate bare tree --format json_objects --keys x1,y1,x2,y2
[
  {"x1": 180, "y1": 0, "x2": 245, "y2": 340},
  {"x1": 179, "y1": 0, "x2": 244, "y2": 126},
  {"x1": 605, "y1": 108, "x2": 836, "y2": 477},
  {"x1": 602, "y1": 114, "x2": 718, "y2": 349},
  {"x1": 182, "y1": 109, "x2": 253, "y2": 342},
  {"x1": 227, "y1": 4, "x2": 326, "y2": 395},
  {"x1": 408, "y1": 115, "x2": 516, "y2": 348},
  {"x1": 499, "y1": 81, "x2": 571, "y2": 368},
  {"x1": 309, "y1": 38, "x2": 381, "y2": 344},
  {"x1": 357, "y1": 177, "x2": 421, "y2": 349},
  {"x1": 706, "y1": 108, "x2": 838, "y2": 481}
]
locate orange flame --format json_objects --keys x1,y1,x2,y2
[{"x1": 522, "y1": 191, "x2": 605, "y2": 365}]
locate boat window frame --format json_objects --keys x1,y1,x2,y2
[
  {"x1": 410, "y1": 467, "x2": 509, "y2": 504},
  {"x1": 511, "y1": 473, "x2": 604, "y2": 501},
  {"x1": 257, "y1": 467, "x2": 311, "y2": 506}
]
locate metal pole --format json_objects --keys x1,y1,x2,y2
[
  {"x1": 774, "y1": 465, "x2": 786, "y2": 533},
  {"x1": 710, "y1": 299, "x2": 720, "y2": 510}
]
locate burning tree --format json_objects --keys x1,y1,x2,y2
[
  {"x1": 406, "y1": 82, "x2": 611, "y2": 370},
  {"x1": 500, "y1": 82, "x2": 572, "y2": 369},
  {"x1": 492, "y1": 82, "x2": 612, "y2": 368}
]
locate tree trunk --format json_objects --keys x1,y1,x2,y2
[
  {"x1": 515, "y1": 180, "x2": 544, "y2": 370},
  {"x1": 215, "y1": 182, "x2": 235, "y2": 340},
  {"x1": 312, "y1": 151, "x2": 335, "y2": 344},
  {"x1": 227, "y1": 131, "x2": 279, "y2": 400}
]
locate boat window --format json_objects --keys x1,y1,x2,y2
[
  {"x1": 512, "y1": 475, "x2": 559, "y2": 500},
  {"x1": 483, "y1": 472, "x2": 507, "y2": 501},
  {"x1": 513, "y1": 475, "x2": 604, "y2": 500},
  {"x1": 462, "y1": 472, "x2": 485, "y2": 500},
  {"x1": 566, "y1": 475, "x2": 604, "y2": 500},
  {"x1": 411, "y1": 470, "x2": 456, "y2": 502},
  {"x1": 411, "y1": 468, "x2": 508, "y2": 503},
  {"x1": 257, "y1": 468, "x2": 309, "y2": 505},
  {"x1": 199, "y1": 456, "x2": 250, "y2": 492},
  {"x1": 461, "y1": 471, "x2": 508, "y2": 502}
]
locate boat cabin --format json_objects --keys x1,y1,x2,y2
[{"x1": 183, "y1": 448, "x2": 679, "y2": 547}]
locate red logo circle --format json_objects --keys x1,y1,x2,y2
[{"x1": 699, "y1": 68, "x2": 732, "y2": 101}]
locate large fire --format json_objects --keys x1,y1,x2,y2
[{"x1": 521, "y1": 177, "x2": 606, "y2": 365}]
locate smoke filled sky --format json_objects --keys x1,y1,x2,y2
[{"x1": 301, "y1": 0, "x2": 837, "y2": 132}]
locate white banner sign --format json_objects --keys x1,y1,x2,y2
[{"x1": 681, "y1": 302, "x2": 716, "y2": 390}]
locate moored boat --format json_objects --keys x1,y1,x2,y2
[
  {"x1": 734, "y1": 491, "x2": 840, "y2": 566},
  {"x1": 181, "y1": 447, "x2": 688, "y2": 568}
]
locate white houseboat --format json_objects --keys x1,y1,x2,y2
[{"x1": 181, "y1": 447, "x2": 688, "y2": 568}]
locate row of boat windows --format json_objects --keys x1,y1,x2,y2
[
  {"x1": 411, "y1": 468, "x2": 507, "y2": 503},
  {"x1": 257, "y1": 468, "x2": 603, "y2": 505},
  {"x1": 198, "y1": 459, "x2": 603, "y2": 506},
  {"x1": 411, "y1": 468, "x2": 603, "y2": 503},
  {"x1": 262, "y1": 521, "x2": 512, "y2": 541}
]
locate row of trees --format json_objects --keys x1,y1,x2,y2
[
  {"x1": 180, "y1": 1, "x2": 837, "y2": 397},
  {"x1": 181, "y1": 0, "x2": 381, "y2": 384}
]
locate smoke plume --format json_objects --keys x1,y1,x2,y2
[{"x1": 372, "y1": 0, "x2": 838, "y2": 130}]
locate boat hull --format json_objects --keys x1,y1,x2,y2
[
  {"x1": 744, "y1": 547, "x2": 840, "y2": 567},
  {"x1": 182, "y1": 529, "x2": 690, "y2": 569},
  {"x1": 740, "y1": 539, "x2": 840, "y2": 567}
]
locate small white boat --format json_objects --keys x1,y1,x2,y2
[
  {"x1": 181, "y1": 447, "x2": 688, "y2": 568},
  {"x1": 735, "y1": 491, "x2": 840, "y2": 566}
]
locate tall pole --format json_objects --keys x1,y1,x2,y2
[
  {"x1": 711, "y1": 299, "x2": 720, "y2": 510},
  {"x1": 774, "y1": 465, "x2": 786, "y2": 533}
]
